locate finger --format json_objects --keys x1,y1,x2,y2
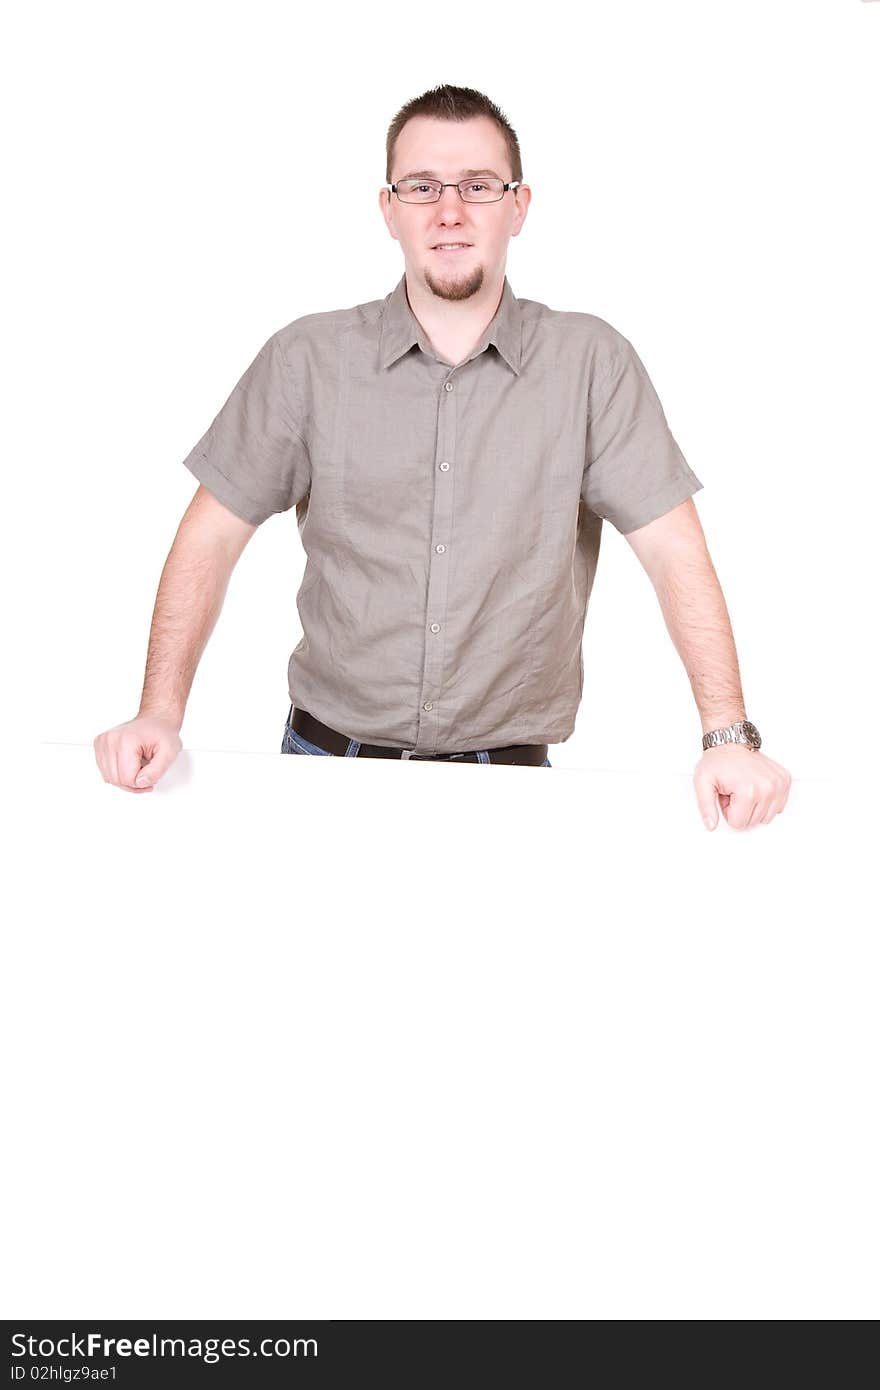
[
  {"x1": 761, "y1": 757, "x2": 794, "y2": 801},
  {"x1": 761, "y1": 788, "x2": 789, "y2": 823},
  {"x1": 134, "y1": 757, "x2": 163, "y2": 788},
  {"x1": 744, "y1": 799, "x2": 765, "y2": 828},
  {"x1": 693, "y1": 776, "x2": 718, "y2": 828},
  {"x1": 135, "y1": 750, "x2": 177, "y2": 787},
  {"x1": 729, "y1": 795, "x2": 758, "y2": 830},
  {"x1": 120, "y1": 744, "x2": 152, "y2": 788}
]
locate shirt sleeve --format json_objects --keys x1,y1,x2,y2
[
  {"x1": 180, "y1": 331, "x2": 311, "y2": 526},
  {"x1": 582, "y1": 336, "x2": 703, "y2": 534}
]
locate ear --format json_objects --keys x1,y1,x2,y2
[
  {"x1": 379, "y1": 187, "x2": 398, "y2": 240},
  {"x1": 513, "y1": 184, "x2": 532, "y2": 229}
]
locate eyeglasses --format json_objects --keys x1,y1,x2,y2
[{"x1": 387, "y1": 177, "x2": 521, "y2": 204}]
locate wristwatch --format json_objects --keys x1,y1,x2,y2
[{"x1": 702, "y1": 719, "x2": 762, "y2": 752}]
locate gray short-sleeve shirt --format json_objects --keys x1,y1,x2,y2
[{"x1": 181, "y1": 273, "x2": 703, "y2": 754}]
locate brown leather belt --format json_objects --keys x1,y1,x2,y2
[{"x1": 290, "y1": 706, "x2": 548, "y2": 765}]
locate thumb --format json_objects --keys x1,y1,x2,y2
[
  {"x1": 134, "y1": 754, "x2": 169, "y2": 788},
  {"x1": 694, "y1": 773, "x2": 718, "y2": 831}
]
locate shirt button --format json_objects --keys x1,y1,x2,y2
[
  {"x1": 439, "y1": 461, "x2": 450, "y2": 471},
  {"x1": 435, "y1": 543, "x2": 446, "y2": 553},
  {"x1": 430, "y1": 623, "x2": 440, "y2": 632},
  {"x1": 424, "y1": 702, "x2": 434, "y2": 711},
  {"x1": 444, "y1": 382, "x2": 454, "y2": 392}
]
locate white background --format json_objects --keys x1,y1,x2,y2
[{"x1": 7, "y1": 0, "x2": 879, "y2": 1321}]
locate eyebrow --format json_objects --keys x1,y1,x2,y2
[{"x1": 396, "y1": 168, "x2": 502, "y2": 181}]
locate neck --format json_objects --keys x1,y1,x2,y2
[{"x1": 404, "y1": 269, "x2": 505, "y2": 366}]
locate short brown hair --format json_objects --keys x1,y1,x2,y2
[{"x1": 385, "y1": 84, "x2": 523, "y2": 188}]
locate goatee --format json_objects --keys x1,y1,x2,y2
[{"x1": 423, "y1": 263, "x2": 485, "y2": 302}]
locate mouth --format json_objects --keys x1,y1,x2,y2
[{"x1": 432, "y1": 243, "x2": 473, "y2": 254}]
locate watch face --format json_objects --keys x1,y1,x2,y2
[{"x1": 743, "y1": 720, "x2": 761, "y2": 748}]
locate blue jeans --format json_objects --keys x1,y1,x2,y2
[{"x1": 281, "y1": 708, "x2": 551, "y2": 766}]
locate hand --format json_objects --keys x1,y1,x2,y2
[
  {"x1": 694, "y1": 746, "x2": 792, "y2": 831},
  {"x1": 93, "y1": 714, "x2": 183, "y2": 793}
]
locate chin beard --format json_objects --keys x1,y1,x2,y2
[{"x1": 423, "y1": 262, "x2": 485, "y2": 301}]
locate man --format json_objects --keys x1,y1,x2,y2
[{"x1": 94, "y1": 83, "x2": 791, "y2": 830}]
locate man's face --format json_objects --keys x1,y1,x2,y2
[{"x1": 380, "y1": 114, "x2": 530, "y2": 302}]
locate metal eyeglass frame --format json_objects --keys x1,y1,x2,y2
[{"x1": 387, "y1": 178, "x2": 521, "y2": 204}]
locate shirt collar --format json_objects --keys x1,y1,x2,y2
[{"x1": 378, "y1": 272, "x2": 522, "y2": 376}]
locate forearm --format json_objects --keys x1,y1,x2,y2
[
  {"x1": 138, "y1": 531, "x2": 237, "y2": 728},
  {"x1": 651, "y1": 545, "x2": 747, "y2": 735}
]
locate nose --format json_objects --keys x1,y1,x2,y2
[
  {"x1": 435, "y1": 184, "x2": 463, "y2": 216},
  {"x1": 435, "y1": 200, "x2": 465, "y2": 235}
]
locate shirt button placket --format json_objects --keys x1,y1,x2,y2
[{"x1": 415, "y1": 371, "x2": 459, "y2": 754}]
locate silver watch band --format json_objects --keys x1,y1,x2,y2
[{"x1": 702, "y1": 719, "x2": 761, "y2": 752}]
